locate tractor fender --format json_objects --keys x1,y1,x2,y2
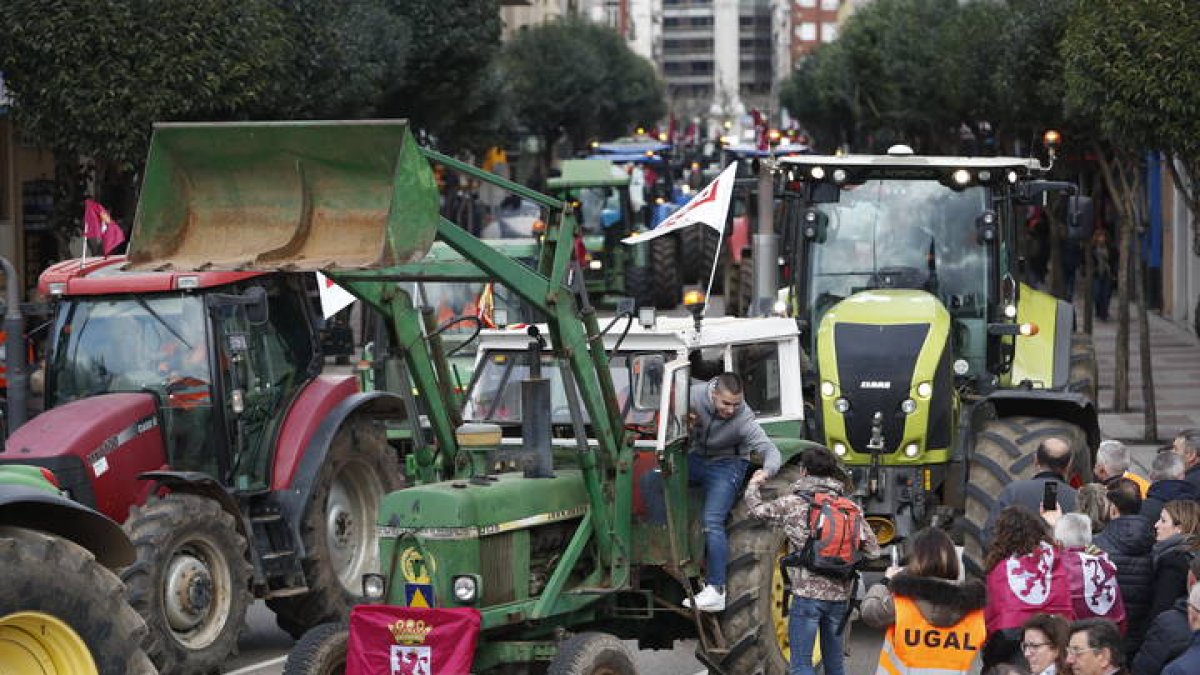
[
  {"x1": 0, "y1": 484, "x2": 134, "y2": 568},
  {"x1": 983, "y1": 389, "x2": 1102, "y2": 451},
  {"x1": 274, "y1": 391, "x2": 408, "y2": 558},
  {"x1": 137, "y1": 470, "x2": 249, "y2": 540}
]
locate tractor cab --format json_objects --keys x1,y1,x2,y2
[{"x1": 42, "y1": 273, "x2": 320, "y2": 486}]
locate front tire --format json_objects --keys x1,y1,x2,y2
[
  {"x1": 961, "y1": 416, "x2": 1089, "y2": 575},
  {"x1": 122, "y1": 492, "x2": 251, "y2": 674},
  {"x1": 283, "y1": 623, "x2": 348, "y2": 675},
  {"x1": 717, "y1": 463, "x2": 809, "y2": 674},
  {"x1": 269, "y1": 417, "x2": 402, "y2": 637},
  {"x1": 650, "y1": 236, "x2": 681, "y2": 309},
  {"x1": 0, "y1": 526, "x2": 155, "y2": 675},
  {"x1": 547, "y1": 632, "x2": 636, "y2": 675}
]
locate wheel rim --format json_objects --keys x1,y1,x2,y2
[
  {"x1": 326, "y1": 460, "x2": 384, "y2": 594},
  {"x1": 772, "y1": 546, "x2": 822, "y2": 666},
  {"x1": 163, "y1": 539, "x2": 233, "y2": 649},
  {"x1": 0, "y1": 611, "x2": 99, "y2": 675}
]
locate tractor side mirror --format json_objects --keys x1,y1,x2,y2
[
  {"x1": 631, "y1": 354, "x2": 666, "y2": 411},
  {"x1": 975, "y1": 210, "x2": 998, "y2": 245},
  {"x1": 1067, "y1": 195, "x2": 1094, "y2": 242}
]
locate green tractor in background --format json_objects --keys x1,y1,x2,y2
[
  {"x1": 546, "y1": 159, "x2": 682, "y2": 309},
  {"x1": 776, "y1": 144, "x2": 1100, "y2": 570}
]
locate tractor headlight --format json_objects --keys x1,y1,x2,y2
[
  {"x1": 362, "y1": 573, "x2": 386, "y2": 601},
  {"x1": 833, "y1": 442, "x2": 848, "y2": 456},
  {"x1": 820, "y1": 381, "x2": 836, "y2": 397},
  {"x1": 904, "y1": 443, "x2": 920, "y2": 458},
  {"x1": 453, "y1": 575, "x2": 479, "y2": 603},
  {"x1": 833, "y1": 397, "x2": 850, "y2": 413},
  {"x1": 953, "y1": 359, "x2": 970, "y2": 376},
  {"x1": 915, "y1": 381, "x2": 933, "y2": 399},
  {"x1": 588, "y1": 259, "x2": 603, "y2": 270},
  {"x1": 1004, "y1": 304, "x2": 1017, "y2": 318},
  {"x1": 900, "y1": 399, "x2": 917, "y2": 415}
]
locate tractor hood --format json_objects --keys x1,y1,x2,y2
[
  {"x1": 125, "y1": 120, "x2": 441, "y2": 272},
  {"x1": 816, "y1": 290, "x2": 952, "y2": 457},
  {"x1": 379, "y1": 471, "x2": 588, "y2": 533},
  {"x1": 3, "y1": 393, "x2": 167, "y2": 522}
]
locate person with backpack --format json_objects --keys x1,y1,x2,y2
[
  {"x1": 860, "y1": 527, "x2": 987, "y2": 674},
  {"x1": 745, "y1": 445, "x2": 879, "y2": 675}
]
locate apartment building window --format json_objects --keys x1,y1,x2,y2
[
  {"x1": 796, "y1": 0, "x2": 816, "y2": 7},
  {"x1": 796, "y1": 22, "x2": 817, "y2": 41},
  {"x1": 820, "y1": 0, "x2": 839, "y2": 10},
  {"x1": 822, "y1": 23, "x2": 838, "y2": 41}
]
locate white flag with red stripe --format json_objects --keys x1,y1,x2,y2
[
  {"x1": 621, "y1": 162, "x2": 737, "y2": 244},
  {"x1": 315, "y1": 272, "x2": 357, "y2": 319}
]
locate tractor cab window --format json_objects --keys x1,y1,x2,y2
[
  {"x1": 463, "y1": 350, "x2": 665, "y2": 430},
  {"x1": 732, "y1": 343, "x2": 781, "y2": 416},
  {"x1": 808, "y1": 180, "x2": 990, "y2": 318},
  {"x1": 47, "y1": 293, "x2": 211, "y2": 405},
  {"x1": 575, "y1": 187, "x2": 624, "y2": 233}
]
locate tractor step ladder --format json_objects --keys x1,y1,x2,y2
[{"x1": 246, "y1": 498, "x2": 308, "y2": 596}]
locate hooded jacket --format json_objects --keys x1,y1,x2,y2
[
  {"x1": 1094, "y1": 514, "x2": 1155, "y2": 652},
  {"x1": 689, "y1": 379, "x2": 781, "y2": 476},
  {"x1": 744, "y1": 474, "x2": 880, "y2": 601},
  {"x1": 1139, "y1": 479, "x2": 1200, "y2": 525},
  {"x1": 863, "y1": 574, "x2": 988, "y2": 674}
]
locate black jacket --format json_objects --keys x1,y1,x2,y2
[
  {"x1": 1094, "y1": 515, "x2": 1156, "y2": 654},
  {"x1": 1140, "y1": 479, "x2": 1200, "y2": 525},
  {"x1": 1133, "y1": 597, "x2": 1191, "y2": 675},
  {"x1": 983, "y1": 471, "x2": 1077, "y2": 546},
  {"x1": 1185, "y1": 463, "x2": 1200, "y2": 493},
  {"x1": 1149, "y1": 535, "x2": 1198, "y2": 623}
]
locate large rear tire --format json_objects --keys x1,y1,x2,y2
[
  {"x1": 624, "y1": 264, "x2": 655, "y2": 311},
  {"x1": 547, "y1": 632, "x2": 636, "y2": 675},
  {"x1": 283, "y1": 623, "x2": 348, "y2": 675},
  {"x1": 269, "y1": 417, "x2": 402, "y2": 637},
  {"x1": 0, "y1": 526, "x2": 155, "y2": 675},
  {"x1": 122, "y1": 493, "x2": 252, "y2": 674},
  {"x1": 1068, "y1": 335, "x2": 1099, "y2": 403},
  {"x1": 716, "y1": 464, "x2": 809, "y2": 674},
  {"x1": 961, "y1": 416, "x2": 1089, "y2": 575},
  {"x1": 650, "y1": 236, "x2": 681, "y2": 309},
  {"x1": 680, "y1": 225, "x2": 703, "y2": 284}
]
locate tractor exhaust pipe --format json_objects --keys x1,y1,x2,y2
[{"x1": 523, "y1": 327, "x2": 554, "y2": 479}]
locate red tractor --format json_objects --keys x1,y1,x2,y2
[{"x1": 1, "y1": 124, "x2": 414, "y2": 673}]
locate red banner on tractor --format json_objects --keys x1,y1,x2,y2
[{"x1": 347, "y1": 605, "x2": 481, "y2": 675}]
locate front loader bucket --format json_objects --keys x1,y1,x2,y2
[{"x1": 126, "y1": 120, "x2": 439, "y2": 272}]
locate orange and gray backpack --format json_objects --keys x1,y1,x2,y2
[{"x1": 794, "y1": 491, "x2": 866, "y2": 579}]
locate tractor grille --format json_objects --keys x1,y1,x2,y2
[
  {"x1": 835, "y1": 323, "x2": 928, "y2": 454},
  {"x1": 480, "y1": 531, "x2": 515, "y2": 605}
]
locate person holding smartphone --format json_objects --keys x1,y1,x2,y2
[{"x1": 982, "y1": 437, "x2": 1078, "y2": 548}]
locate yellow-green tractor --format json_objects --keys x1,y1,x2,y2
[{"x1": 776, "y1": 146, "x2": 1099, "y2": 570}]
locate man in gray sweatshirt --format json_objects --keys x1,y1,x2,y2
[{"x1": 683, "y1": 372, "x2": 782, "y2": 612}]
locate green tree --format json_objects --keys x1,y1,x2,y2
[
  {"x1": 502, "y1": 17, "x2": 664, "y2": 167},
  {"x1": 378, "y1": 0, "x2": 505, "y2": 153},
  {"x1": 1060, "y1": 0, "x2": 1200, "y2": 437}
]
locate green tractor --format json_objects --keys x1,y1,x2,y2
[
  {"x1": 0, "y1": 464, "x2": 155, "y2": 674},
  {"x1": 775, "y1": 145, "x2": 1100, "y2": 570},
  {"x1": 119, "y1": 120, "x2": 840, "y2": 673},
  {"x1": 546, "y1": 158, "x2": 681, "y2": 309}
]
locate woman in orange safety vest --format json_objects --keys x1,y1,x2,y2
[{"x1": 861, "y1": 528, "x2": 987, "y2": 674}]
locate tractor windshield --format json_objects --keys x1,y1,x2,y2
[
  {"x1": 47, "y1": 294, "x2": 210, "y2": 406},
  {"x1": 463, "y1": 351, "x2": 663, "y2": 431},
  {"x1": 808, "y1": 179, "x2": 991, "y2": 318}
]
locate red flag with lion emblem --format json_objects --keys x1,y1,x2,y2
[{"x1": 347, "y1": 605, "x2": 480, "y2": 675}]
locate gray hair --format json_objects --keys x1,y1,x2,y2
[
  {"x1": 1152, "y1": 450, "x2": 1186, "y2": 481},
  {"x1": 1054, "y1": 513, "x2": 1093, "y2": 548},
  {"x1": 1096, "y1": 440, "x2": 1131, "y2": 476}
]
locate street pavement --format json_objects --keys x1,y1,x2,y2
[{"x1": 222, "y1": 309, "x2": 1200, "y2": 673}]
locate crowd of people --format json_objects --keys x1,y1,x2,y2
[{"x1": 681, "y1": 371, "x2": 1200, "y2": 673}]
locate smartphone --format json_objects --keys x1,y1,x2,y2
[{"x1": 1042, "y1": 480, "x2": 1058, "y2": 512}]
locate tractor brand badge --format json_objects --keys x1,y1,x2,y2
[
  {"x1": 399, "y1": 547, "x2": 433, "y2": 583},
  {"x1": 389, "y1": 619, "x2": 434, "y2": 675},
  {"x1": 859, "y1": 380, "x2": 891, "y2": 389}
]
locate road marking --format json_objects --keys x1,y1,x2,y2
[{"x1": 225, "y1": 656, "x2": 287, "y2": 675}]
